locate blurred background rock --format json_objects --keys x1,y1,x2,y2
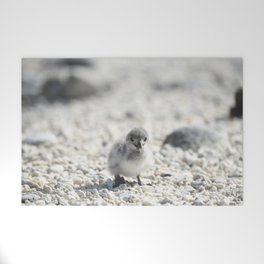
[
  {"x1": 22, "y1": 58, "x2": 111, "y2": 106},
  {"x1": 22, "y1": 58, "x2": 242, "y2": 109}
]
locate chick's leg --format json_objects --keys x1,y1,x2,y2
[{"x1": 137, "y1": 175, "x2": 142, "y2": 186}]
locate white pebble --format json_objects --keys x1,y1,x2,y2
[
  {"x1": 49, "y1": 165, "x2": 64, "y2": 173},
  {"x1": 23, "y1": 132, "x2": 57, "y2": 145}
]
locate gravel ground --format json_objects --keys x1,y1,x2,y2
[{"x1": 22, "y1": 58, "x2": 243, "y2": 206}]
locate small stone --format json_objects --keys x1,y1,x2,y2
[
  {"x1": 210, "y1": 186, "x2": 218, "y2": 192},
  {"x1": 23, "y1": 132, "x2": 57, "y2": 145},
  {"x1": 49, "y1": 165, "x2": 64, "y2": 173},
  {"x1": 77, "y1": 166, "x2": 89, "y2": 174},
  {"x1": 29, "y1": 177, "x2": 48, "y2": 189},
  {"x1": 213, "y1": 177, "x2": 227, "y2": 189},
  {"x1": 142, "y1": 198, "x2": 155, "y2": 206},
  {"x1": 182, "y1": 152, "x2": 196, "y2": 164},
  {"x1": 160, "y1": 198, "x2": 173, "y2": 205},
  {"x1": 193, "y1": 173, "x2": 205, "y2": 181},
  {"x1": 193, "y1": 200, "x2": 204, "y2": 206},
  {"x1": 43, "y1": 185, "x2": 53, "y2": 194},
  {"x1": 184, "y1": 172, "x2": 194, "y2": 182},
  {"x1": 215, "y1": 183, "x2": 225, "y2": 190},
  {"x1": 22, "y1": 193, "x2": 39, "y2": 202},
  {"x1": 31, "y1": 171, "x2": 40, "y2": 177},
  {"x1": 105, "y1": 178, "x2": 113, "y2": 189},
  {"x1": 35, "y1": 199, "x2": 46, "y2": 205},
  {"x1": 161, "y1": 173, "x2": 172, "y2": 177},
  {"x1": 222, "y1": 197, "x2": 231, "y2": 205},
  {"x1": 58, "y1": 197, "x2": 68, "y2": 205},
  {"x1": 184, "y1": 194, "x2": 195, "y2": 202},
  {"x1": 22, "y1": 184, "x2": 30, "y2": 191},
  {"x1": 89, "y1": 189, "x2": 99, "y2": 196},
  {"x1": 216, "y1": 177, "x2": 226, "y2": 183},
  {"x1": 44, "y1": 195, "x2": 52, "y2": 204},
  {"x1": 77, "y1": 190, "x2": 86, "y2": 198},
  {"x1": 191, "y1": 180, "x2": 204, "y2": 190},
  {"x1": 119, "y1": 192, "x2": 134, "y2": 202}
]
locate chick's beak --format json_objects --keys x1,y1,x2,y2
[{"x1": 137, "y1": 142, "x2": 143, "y2": 152}]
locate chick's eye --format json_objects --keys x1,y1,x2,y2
[
  {"x1": 130, "y1": 137, "x2": 134, "y2": 142},
  {"x1": 144, "y1": 137, "x2": 147, "y2": 141}
]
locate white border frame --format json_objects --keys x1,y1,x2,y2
[{"x1": 1, "y1": 1, "x2": 264, "y2": 263}]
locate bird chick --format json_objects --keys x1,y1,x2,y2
[{"x1": 108, "y1": 127, "x2": 154, "y2": 188}]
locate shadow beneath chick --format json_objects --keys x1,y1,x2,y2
[{"x1": 76, "y1": 181, "x2": 113, "y2": 192}]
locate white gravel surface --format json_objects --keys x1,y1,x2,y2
[{"x1": 22, "y1": 58, "x2": 243, "y2": 205}]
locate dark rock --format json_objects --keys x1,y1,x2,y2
[
  {"x1": 51, "y1": 58, "x2": 94, "y2": 68},
  {"x1": 161, "y1": 173, "x2": 172, "y2": 177},
  {"x1": 60, "y1": 76, "x2": 97, "y2": 100},
  {"x1": 41, "y1": 76, "x2": 99, "y2": 101},
  {"x1": 163, "y1": 127, "x2": 218, "y2": 150},
  {"x1": 42, "y1": 78, "x2": 63, "y2": 101},
  {"x1": 113, "y1": 175, "x2": 126, "y2": 188},
  {"x1": 230, "y1": 87, "x2": 243, "y2": 118}
]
